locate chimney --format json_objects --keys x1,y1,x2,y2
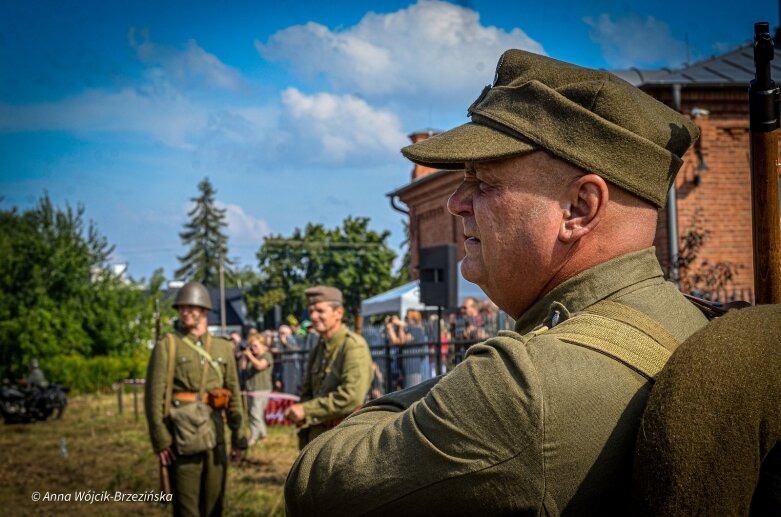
[{"x1": 408, "y1": 129, "x2": 440, "y2": 181}]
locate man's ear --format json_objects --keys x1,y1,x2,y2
[{"x1": 558, "y1": 174, "x2": 609, "y2": 243}]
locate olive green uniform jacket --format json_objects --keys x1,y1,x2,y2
[
  {"x1": 144, "y1": 331, "x2": 247, "y2": 454},
  {"x1": 297, "y1": 325, "x2": 373, "y2": 448},
  {"x1": 284, "y1": 248, "x2": 708, "y2": 516}
]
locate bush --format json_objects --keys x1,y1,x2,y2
[{"x1": 42, "y1": 353, "x2": 150, "y2": 394}]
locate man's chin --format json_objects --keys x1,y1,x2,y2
[{"x1": 460, "y1": 257, "x2": 485, "y2": 287}]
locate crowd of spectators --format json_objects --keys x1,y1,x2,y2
[{"x1": 222, "y1": 299, "x2": 512, "y2": 441}]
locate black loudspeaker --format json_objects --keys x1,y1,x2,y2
[{"x1": 419, "y1": 244, "x2": 458, "y2": 308}]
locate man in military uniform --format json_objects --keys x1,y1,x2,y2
[
  {"x1": 284, "y1": 285, "x2": 373, "y2": 449},
  {"x1": 144, "y1": 281, "x2": 247, "y2": 516},
  {"x1": 285, "y1": 51, "x2": 709, "y2": 515}
]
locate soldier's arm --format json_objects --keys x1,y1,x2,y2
[
  {"x1": 223, "y1": 345, "x2": 248, "y2": 447},
  {"x1": 285, "y1": 335, "x2": 544, "y2": 517},
  {"x1": 143, "y1": 336, "x2": 173, "y2": 453},
  {"x1": 300, "y1": 338, "x2": 373, "y2": 423}
]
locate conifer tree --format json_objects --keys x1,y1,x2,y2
[{"x1": 175, "y1": 177, "x2": 232, "y2": 286}]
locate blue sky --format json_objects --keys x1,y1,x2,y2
[{"x1": 1, "y1": 0, "x2": 775, "y2": 281}]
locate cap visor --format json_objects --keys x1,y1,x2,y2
[{"x1": 401, "y1": 121, "x2": 537, "y2": 169}]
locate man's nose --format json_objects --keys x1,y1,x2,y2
[{"x1": 447, "y1": 180, "x2": 473, "y2": 217}]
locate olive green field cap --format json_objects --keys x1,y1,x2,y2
[
  {"x1": 172, "y1": 281, "x2": 213, "y2": 310},
  {"x1": 305, "y1": 285, "x2": 343, "y2": 305},
  {"x1": 401, "y1": 50, "x2": 699, "y2": 207}
]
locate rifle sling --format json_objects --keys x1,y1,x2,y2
[
  {"x1": 544, "y1": 300, "x2": 679, "y2": 381},
  {"x1": 164, "y1": 334, "x2": 176, "y2": 419},
  {"x1": 181, "y1": 334, "x2": 223, "y2": 386}
]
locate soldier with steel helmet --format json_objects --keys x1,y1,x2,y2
[{"x1": 144, "y1": 281, "x2": 247, "y2": 516}]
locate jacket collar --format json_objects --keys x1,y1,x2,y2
[{"x1": 515, "y1": 247, "x2": 664, "y2": 334}]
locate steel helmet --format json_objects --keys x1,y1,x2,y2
[{"x1": 173, "y1": 281, "x2": 213, "y2": 310}]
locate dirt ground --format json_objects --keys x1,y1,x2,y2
[{"x1": 0, "y1": 392, "x2": 299, "y2": 516}]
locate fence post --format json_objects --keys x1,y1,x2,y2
[
  {"x1": 435, "y1": 307, "x2": 443, "y2": 376},
  {"x1": 384, "y1": 339, "x2": 392, "y2": 394},
  {"x1": 133, "y1": 381, "x2": 139, "y2": 421},
  {"x1": 117, "y1": 381, "x2": 123, "y2": 415}
]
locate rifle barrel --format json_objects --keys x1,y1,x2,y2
[{"x1": 749, "y1": 22, "x2": 781, "y2": 304}]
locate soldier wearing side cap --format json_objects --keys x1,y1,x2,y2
[
  {"x1": 284, "y1": 285, "x2": 374, "y2": 449},
  {"x1": 285, "y1": 50, "x2": 709, "y2": 515},
  {"x1": 144, "y1": 281, "x2": 247, "y2": 516}
]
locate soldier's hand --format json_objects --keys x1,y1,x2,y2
[
  {"x1": 158, "y1": 447, "x2": 176, "y2": 466},
  {"x1": 285, "y1": 403, "x2": 305, "y2": 424},
  {"x1": 229, "y1": 447, "x2": 245, "y2": 464}
]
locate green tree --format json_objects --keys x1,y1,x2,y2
[
  {"x1": 175, "y1": 177, "x2": 232, "y2": 286},
  {"x1": 0, "y1": 195, "x2": 161, "y2": 380},
  {"x1": 252, "y1": 216, "x2": 398, "y2": 323}
]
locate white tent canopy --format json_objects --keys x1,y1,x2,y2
[{"x1": 361, "y1": 263, "x2": 488, "y2": 317}]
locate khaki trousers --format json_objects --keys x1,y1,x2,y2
[{"x1": 171, "y1": 443, "x2": 227, "y2": 517}]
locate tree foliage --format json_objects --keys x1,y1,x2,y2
[
  {"x1": 251, "y1": 216, "x2": 398, "y2": 323},
  {"x1": 0, "y1": 195, "x2": 166, "y2": 380},
  {"x1": 175, "y1": 177, "x2": 232, "y2": 287}
]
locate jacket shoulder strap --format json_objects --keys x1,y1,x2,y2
[
  {"x1": 545, "y1": 300, "x2": 679, "y2": 381},
  {"x1": 181, "y1": 334, "x2": 224, "y2": 386}
]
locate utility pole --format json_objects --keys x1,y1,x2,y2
[{"x1": 219, "y1": 252, "x2": 227, "y2": 335}]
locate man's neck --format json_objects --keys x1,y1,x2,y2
[{"x1": 322, "y1": 323, "x2": 343, "y2": 342}]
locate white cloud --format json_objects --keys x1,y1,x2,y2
[
  {"x1": 255, "y1": 0, "x2": 545, "y2": 103},
  {"x1": 276, "y1": 87, "x2": 407, "y2": 163},
  {"x1": 129, "y1": 28, "x2": 246, "y2": 92},
  {"x1": 584, "y1": 14, "x2": 689, "y2": 68},
  {"x1": 220, "y1": 202, "x2": 271, "y2": 242},
  {"x1": 0, "y1": 85, "x2": 205, "y2": 150}
]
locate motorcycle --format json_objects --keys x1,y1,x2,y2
[{"x1": 0, "y1": 382, "x2": 69, "y2": 423}]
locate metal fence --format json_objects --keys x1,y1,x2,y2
[{"x1": 271, "y1": 315, "x2": 515, "y2": 398}]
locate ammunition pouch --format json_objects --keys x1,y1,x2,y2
[
  {"x1": 207, "y1": 388, "x2": 232, "y2": 410},
  {"x1": 168, "y1": 401, "x2": 217, "y2": 456}
]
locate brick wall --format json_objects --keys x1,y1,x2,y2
[
  {"x1": 397, "y1": 170, "x2": 463, "y2": 279},
  {"x1": 400, "y1": 87, "x2": 776, "y2": 300},
  {"x1": 648, "y1": 86, "x2": 760, "y2": 300}
]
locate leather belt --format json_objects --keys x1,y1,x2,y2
[{"x1": 173, "y1": 392, "x2": 208, "y2": 404}]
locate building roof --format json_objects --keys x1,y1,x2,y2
[{"x1": 611, "y1": 36, "x2": 781, "y2": 87}]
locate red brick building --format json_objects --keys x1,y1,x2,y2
[{"x1": 389, "y1": 40, "x2": 781, "y2": 302}]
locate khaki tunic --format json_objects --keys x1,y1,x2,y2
[
  {"x1": 144, "y1": 331, "x2": 247, "y2": 452},
  {"x1": 284, "y1": 248, "x2": 708, "y2": 516},
  {"x1": 144, "y1": 331, "x2": 247, "y2": 517},
  {"x1": 297, "y1": 325, "x2": 374, "y2": 447}
]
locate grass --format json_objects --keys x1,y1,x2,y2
[{"x1": 0, "y1": 391, "x2": 300, "y2": 516}]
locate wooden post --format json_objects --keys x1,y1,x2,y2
[
  {"x1": 219, "y1": 253, "x2": 227, "y2": 335},
  {"x1": 117, "y1": 383, "x2": 123, "y2": 415},
  {"x1": 133, "y1": 381, "x2": 139, "y2": 421}
]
